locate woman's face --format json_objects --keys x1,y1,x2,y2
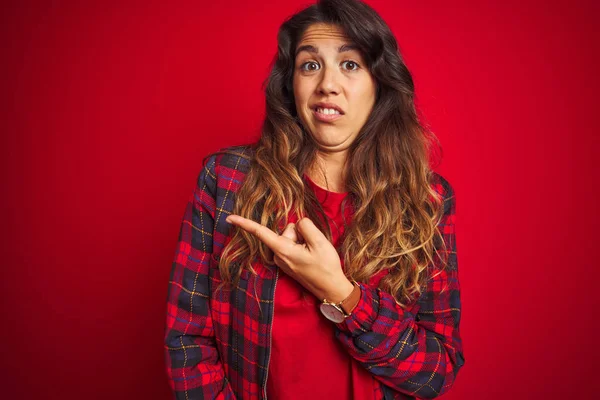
[{"x1": 293, "y1": 23, "x2": 377, "y2": 153}]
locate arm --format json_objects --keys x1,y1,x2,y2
[
  {"x1": 164, "y1": 154, "x2": 236, "y2": 400},
  {"x1": 335, "y1": 180, "x2": 465, "y2": 399}
]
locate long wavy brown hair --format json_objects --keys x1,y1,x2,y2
[{"x1": 216, "y1": 0, "x2": 449, "y2": 308}]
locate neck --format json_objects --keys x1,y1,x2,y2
[{"x1": 307, "y1": 150, "x2": 348, "y2": 193}]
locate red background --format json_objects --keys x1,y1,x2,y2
[{"x1": 2, "y1": 0, "x2": 598, "y2": 399}]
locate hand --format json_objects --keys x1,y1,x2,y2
[{"x1": 225, "y1": 215, "x2": 354, "y2": 302}]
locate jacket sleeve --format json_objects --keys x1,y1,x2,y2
[
  {"x1": 164, "y1": 154, "x2": 236, "y2": 400},
  {"x1": 335, "y1": 179, "x2": 465, "y2": 399}
]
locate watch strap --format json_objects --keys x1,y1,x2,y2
[{"x1": 339, "y1": 280, "x2": 361, "y2": 316}]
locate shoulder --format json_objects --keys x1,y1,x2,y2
[
  {"x1": 430, "y1": 171, "x2": 455, "y2": 199},
  {"x1": 200, "y1": 144, "x2": 255, "y2": 176},
  {"x1": 212, "y1": 144, "x2": 255, "y2": 172},
  {"x1": 197, "y1": 144, "x2": 255, "y2": 195},
  {"x1": 201, "y1": 143, "x2": 254, "y2": 169},
  {"x1": 430, "y1": 171, "x2": 456, "y2": 217}
]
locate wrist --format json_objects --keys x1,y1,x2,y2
[
  {"x1": 322, "y1": 278, "x2": 354, "y2": 304},
  {"x1": 339, "y1": 280, "x2": 361, "y2": 315},
  {"x1": 319, "y1": 280, "x2": 361, "y2": 323}
]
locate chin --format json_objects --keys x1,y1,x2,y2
[
  {"x1": 313, "y1": 137, "x2": 352, "y2": 151},
  {"x1": 305, "y1": 125, "x2": 352, "y2": 146}
]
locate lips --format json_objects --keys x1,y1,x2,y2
[
  {"x1": 312, "y1": 108, "x2": 343, "y2": 122},
  {"x1": 312, "y1": 102, "x2": 345, "y2": 115}
]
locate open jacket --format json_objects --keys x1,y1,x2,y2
[{"x1": 164, "y1": 145, "x2": 465, "y2": 399}]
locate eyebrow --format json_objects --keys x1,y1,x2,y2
[{"x1": 295, "y1": 43, "x2": 360, "y2": 57}]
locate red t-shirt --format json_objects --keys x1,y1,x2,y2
[{"x1": 266, "y1": 173, "x2": 376, "y2": 399}]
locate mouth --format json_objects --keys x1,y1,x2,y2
[
  {"x1": 313, "y1": 108, "x2": 342, "y2": 122},
  {"x1": 312, "y1": 105, "x2": 344, "y2": 122}
]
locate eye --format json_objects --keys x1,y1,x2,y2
[
  {"x1": 341, "y1": 60, "x2": 360, "y2": 71},
  {"x1": 300, "y1": 61, "x2": 320, "y2": 72}
]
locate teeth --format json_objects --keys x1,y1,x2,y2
[{"x1": 317, "y1": 107, "x2": 340, "y2": 115}]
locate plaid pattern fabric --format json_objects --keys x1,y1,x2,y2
[{"x1": 164, "y1": 145, "x2": 465, "y2": 400}]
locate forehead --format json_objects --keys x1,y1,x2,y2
[{"x1": 296, "y1": 23, "x2": 350, "y2": 47}]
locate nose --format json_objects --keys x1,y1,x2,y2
[{"x1": 316, "y1": 65, "x2": 341, "y2": 95}]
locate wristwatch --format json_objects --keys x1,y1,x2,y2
[{"x1": 319, "y1": 280, "x2": 361, "y2": 323}]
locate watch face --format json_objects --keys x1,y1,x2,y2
[{"x1": 320, "y1": 303, "x2": 345, "y2": 323}]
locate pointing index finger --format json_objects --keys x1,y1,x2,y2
[{"x1": 226, "y1": 215, "x2": 284, "y2": 251}]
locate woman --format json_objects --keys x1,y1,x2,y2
[{"x1": 164, "y1": 0, "x2": 465, "y2": 399}]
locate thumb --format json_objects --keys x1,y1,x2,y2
[
  {"x1": 295, "y1": 217, "x2": 327, "y2": 248},
  {"x1": 280, "y1": 223, "x2": 299, "y2": 243}
]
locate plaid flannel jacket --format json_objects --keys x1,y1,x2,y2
[{"x1": 164, "y1": 145, "x2": 465, "y2": 400}]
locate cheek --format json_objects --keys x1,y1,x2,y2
[
  {"x1": 293, "y1": 74, "x2": 317, "y2": 105},
  {"x1": 355, "y1": 81, "x2": 376, "y2": 113},
  {"x1": 293, "y1": 82, "x2": 309, "y2": 108}
]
